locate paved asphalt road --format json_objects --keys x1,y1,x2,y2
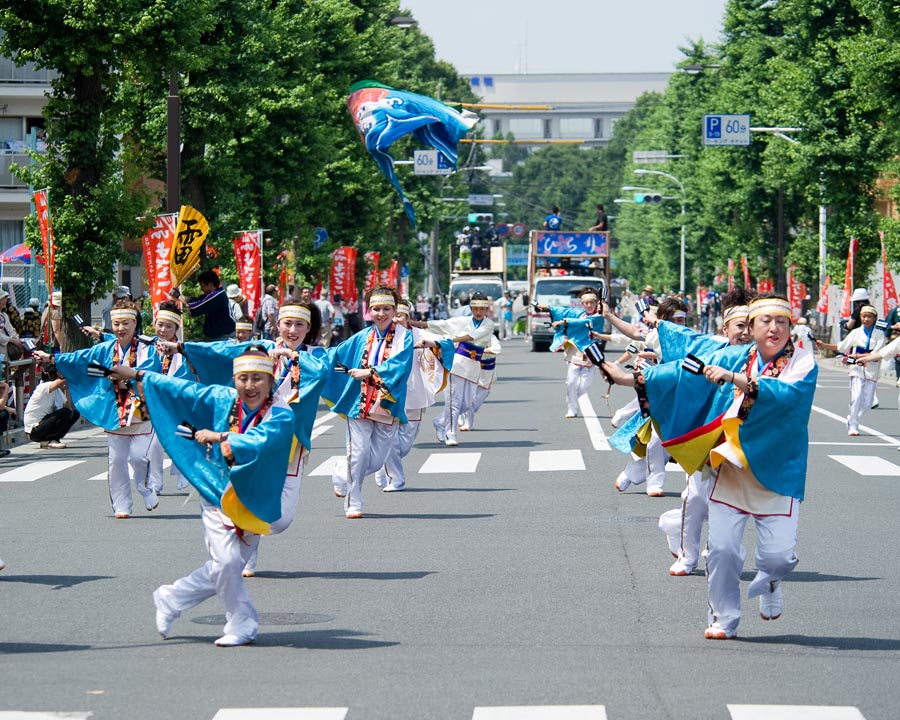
[{"x1": 1, "y1": 340, "x2": 898, "y2": 720}]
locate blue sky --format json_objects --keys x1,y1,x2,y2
[{"x1": 400, "y1": 1, "x2": 729, "y2": 74}]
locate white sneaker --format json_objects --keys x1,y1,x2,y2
[
  {"x1": 445, "y1": 433, "x2": 459, "y2": 447},
  {"x1": 47, "y1": 440, "x2": 67, "y2": 449},
  {"x1": 374, "y1": 472, "x2": 388, "y2": 489},
  {"x1": 383, "y1": 482, "x2": 406, "y2": 492},
  {"x1": 759, "y1": 580, "x2": 784, "y2": 620},
  {"x1": 565, "y1": 411, "x2": 578, "y2": 418},
  {"x1": 615, "y1": 471, "x2": 632, "y2": 492}
]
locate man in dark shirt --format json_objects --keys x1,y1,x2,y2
[{"x1": 187, "y1": 270, "x2": 235, "y2": 340}]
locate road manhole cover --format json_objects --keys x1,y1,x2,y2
[{"x1": 191, "y1": 612, "x2": 333, "y2": 626}]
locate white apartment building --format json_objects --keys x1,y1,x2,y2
[{"x1": 468, "y1": 72, "x2": 671, "y2": 145}]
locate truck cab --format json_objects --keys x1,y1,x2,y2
[{"x1": 526, "y1": 230, "x2": 610, "y2": 351}]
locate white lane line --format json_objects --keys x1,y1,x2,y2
[
  {"x1": 307, "y1": 454, "x2": 344, "y2": 477},
  {"x1": 528, "y1": 449, "x2": 585, "y2": 472},
  {"x1": 212, "y1": 710, "x2": 349, "y2": 720},
  {"x1": 727, "y1": 706, "x2": 866, "y2": 720},
  {"x1": 0, "y1": 460, "x2": 85, "y2": 483},
  {"x1": 0, "y1": 713, "x2": 94, "y2": 719},
  {"x1": 829, "y1": 455, "x2": 900, "y2": 477},
  {"x1": 310, "y1": 425, "x2": 333, "y2": 441},
  {"x1": 812, "y1": 404, "x2": 900, "y2": 446},
  {"x1": 90, "y1": 459, "x2": 170, "y2": 482},
  {"x1": 473, "y1": 707, "x2": 607, "y2": 720},
  {"x1": 418, "y1": 452, "x2": 481, "y2": 474},
  {"x1": 810, "y1": 441, "x2": 890, "y2": 446},
  {"x1": 577, "y1": 394, "x2": 611, "y2": 451},
  {"x1": 313, "y1": 412, "x2": 338, "y2": 428}
]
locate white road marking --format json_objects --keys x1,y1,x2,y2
[
  {"x1": 307, "y1": 454, "x2": 344, "y2": 477},
  {"x1": 418, "y1": 452, "x2": 481, "y2": 474},
  {"x1": 473, "y1": 707, "x2": 607, "y2": 720},
  {"x1": 310, "y1": 425, "x2": 333, "y2": 441},
  {"x1": 829, "y1": 455, "x2": 900, "y2": 477},
  {"x1": 812, "y1": 404, "x2": 900, "y2": 446},
  {"x1": 313, "y1": 412, "x2": 338, "y2": 428},
  {"x1": 810, "y1": 441, "x2": 890, "y2": 446},
  {"x1": 528, "y1": 449, "x2": 585, "y2": 472},
  {"x1": 577, "y1": 394, "x2": 611, "y2": 451},
  {"x1": 212, "y1": 710, "x2": 348, "y2": 720},
  {"x1": 0, "y1": 460, "x2": 85, "y2": 483},
  {"x1": 727, "y1": 706, "x2": 866, "y2": 720},
  {"x1": 0, "y1": 713, "x2": 93, "y2": 719}
]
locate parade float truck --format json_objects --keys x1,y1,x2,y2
[
  {"x1": 526, "y1": 230, "x2": 610, "y2": 351},
  {"x1": 448, "y1": 243, "x2": 507, "y2": 315}
]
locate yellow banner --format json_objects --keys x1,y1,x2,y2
[{"x1": 169, "y1": 205, "x2": 209, "y2": 287}]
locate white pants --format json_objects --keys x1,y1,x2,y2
[
  {"x1": 107, "y1": 432, "x2": 155, "y2": 514},
  {"x1": 154, "y1": 500, "x2": 259, "y2": 642},
  {"x1": 619, "y1": 430, "x2": 668, "y2": 494},
  {"x1": 848, "y1": 375, "x2": 875, "y2": 432},
  {"x1": 377, "y1": 420, "x2": 420, "y2": 488},
  {"x1": 659, "y1": 468, "x2": 713, "y2": 566},
  {"x1": 148, "y1": 436, "x2": 188, "y2": 493},
  {"x1": 334, "y1": 418, "x2": 399, "y2": 514},
  {"x1": 462, "y1": 384, "x2": 491, "y2": 430},
  {"x1": 706, "y1": 499, "x2": 799, "y2": 634},
  {"x1": 434, "y1": 375, "x2": 475, "y2": 439},
  {"x1": 566, "y1": 363, "x2": 595, "y2": 415},
  {"x1": 243, "y1": 455, "x2": 305, "y2": 575}
]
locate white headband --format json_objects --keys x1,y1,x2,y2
[
  {"x1": 155, "y1": 309, "x2": 182, "y2": 326},
  {"x1": 110, "y1": 308, "x2": 138, "y2": 322},
  {"x1": 369, "y1": 293, "x2": 396, "y2": 307},
  {"x1": 232, "y1": 353, "x2": 274, "y2": 376},
  {"x1": 470, "y1": 299, "x2": 491, "y2": 309},
  {"x1": 278, "y1": 305, "x2": 311, "y2": 324},
  {"x1": 749, "y1": 298, "x2": 791, "y2": 321},
  {"x1": 580, "y1": 293, "x2": 599, "y2": 302}
]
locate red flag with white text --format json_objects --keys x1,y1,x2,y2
[
  {"x1": 881, "y1": 232, "x2": 898, "y2": 316},
  {"x1": 787, "y1": 265, "x2": 803, "y2": 320},
  {"x1": 233, "y1": 231, "x2": 262, "y2": 317},
  {"x1": 141, "y1": 214, "x2": 177, "y2": 309},
  {"x1": 33, "y1": 189, "x2": 55, "y2": 298},
  {"x1": 364, "y1": 251, "x2": 380, "y2": 292},
  {"x1": 330, "y1": 246, "x2": 358, "y2": 305},
  {"x1": 741, "y1": 256, "x2": 750, "y2": 288},
  {"x1": 816, "y1": 275, "x2": 830, "y2": 314},
  {"x1": 841, "y1": 238, "x2": 858, "y2": 319}
]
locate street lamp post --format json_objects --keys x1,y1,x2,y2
[{"x1": 634, "y1": 168, "x2": 686, "y2": 294}]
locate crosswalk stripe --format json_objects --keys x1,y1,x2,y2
[
  {"x1": 577, "y1": 394, "x2": 611, "y2": 451},
  {"x1": 829, "y1": 454, "x2": 900, "y2": 476},
  {"x1": 0, "y1": 714, "x2": 93, "y2": 719},
  {"x1": 813, "y1": 404, "x2": 900, "y2": 446},
  {"x1": 307, "y1": 455, "x2": 344, "y2": 477},
  {"x1": 212, "y1": 709, "x2": 348, "y2": 720},
  {"x1": 473, "y1": 707, "x2": 607, "y2": 720},
  {"x1": 727, "y1": 706, "x2": 866, "y2": 720},
  {"x1": 88, "y1": 459, "x2": 171, "y2": 482},
  {"x1": 310, "y1": 425, "x2": 333, "y2": 441},
  {"x1": 529, "y1": 449, "x2": 585, "y2": 472},
  {"x1": 0, "y1": 460, "x2": 85, "y2": 483},
  {"x1": 418, "y1": 452, "x2": 481, "y2": 474}
]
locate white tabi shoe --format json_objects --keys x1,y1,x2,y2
[
  {"x1": 614, "y1": 471, "x2": 632, "y2": 493},
  {"x1": 759, "y1": 580, "x2": 784, "y2": 620},
  {"x1": 669, "y1": 557, "x2": 696, "y2": 576},
  {"x1": 704, "y1": 623, "x2": 737, "y2": 640},
  {"x1": 384, "y1": 482, "x2": 406, "y2": 492},
  {"x1": 152, "y1": 589, "x2": 176, "y2": 639},
  {"x1": 445, "y1": 433, "x2": 459, "y2": 447},
  {"x1": 144, "y1": 490, "x2": 159, "y2": 512},
  {"x1": 374, "y1": 472, "x2": 388, "y2": 489},
  {"x1": 214, "y1": 633, "x2": 256, "y2": 647},
  {"x1": 434, "y1": 423, "x2": 447, "y2": 443},
  {"x1": 565, "y1": 410, "x2": 578, "y2": 418}
]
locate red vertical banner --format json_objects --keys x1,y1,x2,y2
[
  {"x1": 741, "y1": 256, "x2": 750, "y2": 288},
  {"x1": 787, "y1": 265, "x2": 803, "y2": 320},
  {"x1": 388, "y1": 259, "x2": 399, "y2": 289},
  {"x1": 330, "y1": 246, "x2": 358, "y2": 305},
  {"x1": 881, "y1": 232, "x2": 898, "y2": 315},
  {"x1": 841, "y1": 237, "x2": 857, "y2": 319},
  {"x1": 363, "y1": 251, "x2": 380, "y2": 292},
  {"x1": 33, "y1": 189, "x2": 55, "y2": 298},
  {"x1": 816, "y1": 275, "x2": 830, "y2": 314},
  {"x1": 727, "y1": 258, "x2": 735, "y2": 292},
  {"x1": 141, "y1": 214, "x2": 177, "y2": 308},
  {"x1": 758, "y1": 278, "x2": 774, "y2": 293},
  {"x1": 233, "y1": 231, "x2": 262, "y2": 317}
]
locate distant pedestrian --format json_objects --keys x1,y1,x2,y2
[
  {"x1": 543, "y1": 205, "x2": 562, "y2": 230},
  {"x1": 588, "y1": 204, "x2": 608, "y2": 232},
  {"x1": 186, "y1": 271, "x2": 235, "y2": 341},
  {"x1": 24, "y1": 366, "x2": 80, "y2": 449}
]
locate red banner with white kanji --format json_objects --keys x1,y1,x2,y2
[
  {"x1": 841, "y1": 237, "x2": 858, "y2": 319},
  {"x1": 727, "y1": 258, "x2": 735, "y2": 292},
  {"x1": 741, "y1": 256, "x2": 750, "y2": 289},
  {"x1": 33, "y1": 189, "x2": 55, "y2": 299},
  {"x1": 788, "y1": 265, "x2": 803, "y2": 320},
  {"x1": 816, "y1": 275, "x2": 830, "y2": 314},
  {"x1": 330, "y1": 246, "x2": 358, "y2": 305},
  {"x1": 757, "y1": 278, "x2": 774, "y2": 293},
  {"x1": 881, "y1": 232, "x2": 898, "y2": 316},
  {"x1": 364, "y1": 251, "x2": 380, "y2": 292},
  {"x1": 233, "y1": 231, "x2": 262, "y2": 317},
  {"x1": 141, "y1": 214, "x2": 177, "y2": 308}
]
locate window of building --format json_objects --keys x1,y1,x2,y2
[
  {"x1": 0, "y1": 219, "x2": 24, "y2": 252},
  {"x1": 594, "y1": 118, "x2": 604, "y2": 138},
  {"x1": 543, "y1": 119, "x2": 552, "y2": 139},
  {"x1": 493, "y1": 119, "x2": 502, "y2": 136},
  {"x1": 508, "y1": 118, "x2": 543, "y2": 139},
  {"x1": 559, "y1": 118, "x2": 594, "y2": 139},
  {"x1": 0, "y1": 117, "x2": 23, "y2": 144}
]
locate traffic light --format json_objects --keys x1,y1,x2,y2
[
  {"x1": 634, "y1": 193, "x2": 662, "y2": 204},
  {"x1": 468, "y1": 212, "x2": 493, "y2": 224}
]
